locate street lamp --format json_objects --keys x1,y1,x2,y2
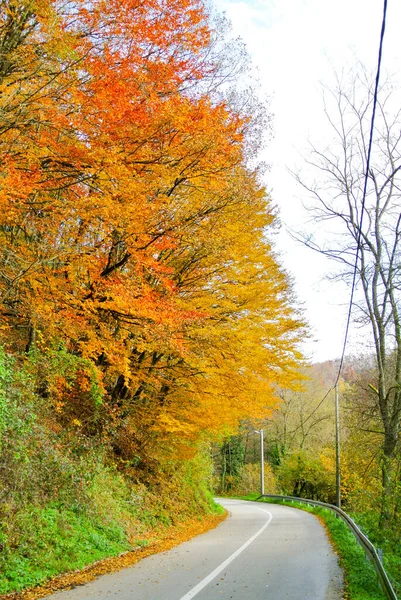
[{"x1": 254, "y1": 429, "x2": 264, "y2": 496}]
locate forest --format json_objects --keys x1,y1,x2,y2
[{"x1": 0, "y1": 0, "x2": 400, "y2": 597}]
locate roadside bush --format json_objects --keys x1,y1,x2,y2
[{"x1": 277, "y1": 450, "x2": 336, "y2": 503}]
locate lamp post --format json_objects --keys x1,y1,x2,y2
[{"x1": 254, "y1": 429, "x2": 264, "y2": 496}]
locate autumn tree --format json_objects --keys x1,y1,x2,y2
[{"x1": 0, "y1": 0, "x2": 305, "y2": 470}]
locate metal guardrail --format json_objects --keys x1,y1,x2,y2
[{"x1": 258, "y1": 494, "x2": 397, "y2": 600}]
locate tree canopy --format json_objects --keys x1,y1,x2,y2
[{"x1": 0, "y1": 0, "x2": 304, "y2": 466}]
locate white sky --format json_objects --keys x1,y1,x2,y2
[{"x1": 213, "y1": 0, "x2": 401, "y2": 363}]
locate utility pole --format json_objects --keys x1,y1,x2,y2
[{"x1": 335, "y1": 383, "x2": 341, "y2": 508}]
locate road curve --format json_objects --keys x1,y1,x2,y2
[{"x1": 47, "y1": 498, "x2": 344, "y2": 600}]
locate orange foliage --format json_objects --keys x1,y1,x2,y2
[{"x1": 0, "y1": 0, "x2": 305, "y2": 464}]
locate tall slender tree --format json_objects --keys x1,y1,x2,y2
[{"x1": 294, "y1": 70, "x2": 401, "y2": 521}]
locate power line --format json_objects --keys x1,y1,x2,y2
[
  {"x1": 290, "y1": 0, "x2": 389, "y2": 435},
  {"x1": 334, "y1": 0, "x2": 388, "y2": 386}
]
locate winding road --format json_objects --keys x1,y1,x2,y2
[{"x1": 47, "y1": 498, "x2": 344, "y2": 599}]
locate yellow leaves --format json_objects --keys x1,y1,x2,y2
[
  {"x1": 0, "y1": 0, "x2": 305, "y2": 467},
  {"x1": 153, "y1": 411, "x2": 197, "y2": 437},
  {"x1": 55, "y1": 401, "x2": 64, "y2": 414},
  {"x1": 320, "y1": 451, "x2": 335, "y2": 474}
]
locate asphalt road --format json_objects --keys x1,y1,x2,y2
[{"x1": 47, "y1": 498, "x2": 344, "y2": 600}]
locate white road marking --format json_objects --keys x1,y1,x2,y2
[{"x1": 177, "y1": 507, "x2": 273, "y2": 600}]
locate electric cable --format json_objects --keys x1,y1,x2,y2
[
  {"x1": 334, "y1": 0, "x2": 388, "y2": 386},
  {"x1": 284, "y1": 0, "x2": 389, "y2": 437}
]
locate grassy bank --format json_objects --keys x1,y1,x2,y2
[
  {"x1": 240, "y1": 494, "x2": 387, "y2": 600},
  {"x1": 347, "y1": 510, "x2": 401, "y2": 598},
  {"x1": 1, "y1": 508, "x2": 226, "y2": 600},
  {"x1": 0, "y1": 461, "x2": 222, "y2": 597},
  {"x1": 0, "y1": 347, "x2": 225, "y2": 596}
]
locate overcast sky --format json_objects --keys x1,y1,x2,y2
[{"x1": 213, "y1": 0, "x2": 401, "y2": 363}]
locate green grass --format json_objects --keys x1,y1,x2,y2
[
  {"x1": 384, "y1": 550, "x2": 401, "y2": 597},
  {"x1": 0, "y1": 489, "x2": 223, "y2": 595},
  {"x1": 347, "y1": 509, "x2": 401, "y2": 598},
  {"x1": 0, "y1": 504, "x2": 131, "y2": 594},
  {"x1": 240, "y1": 495, "x2": 387, "y2": 600},
  {"x1": 211, "y1": 500, "x2": 226, "y2": 515},
  {"x1": 0, "y1": 448, "x2": 222, "y2": 596}
]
